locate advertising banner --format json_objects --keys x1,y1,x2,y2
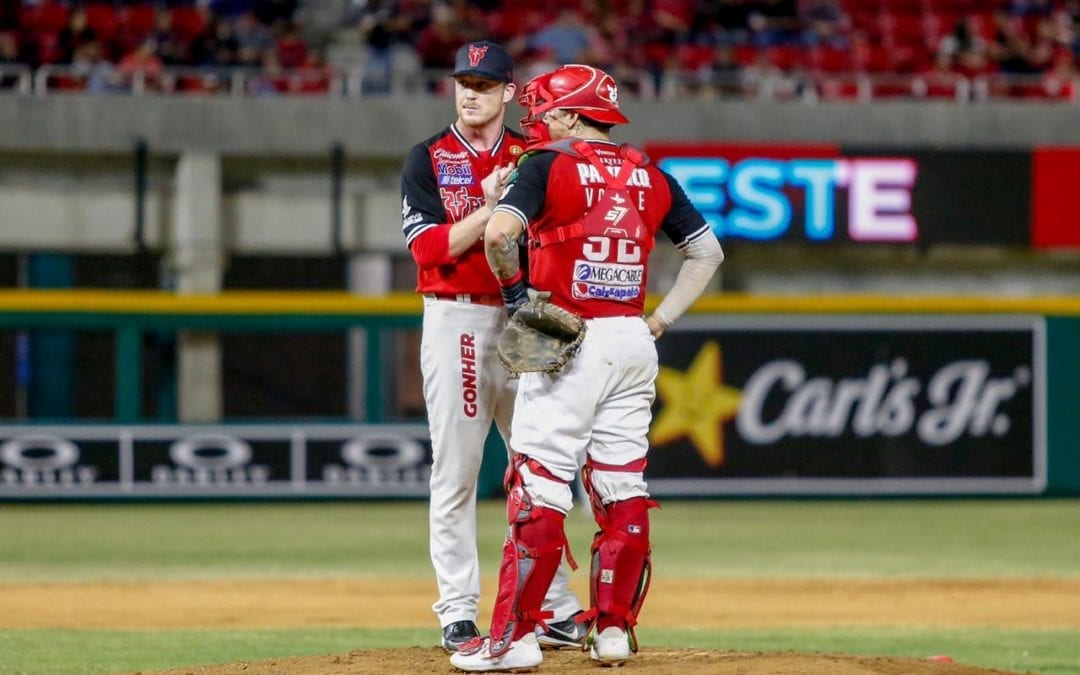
[
  {"x1": 0, "y1": 424, "x2": 432, "y2": 499},
  {"x1": 644, "y1": 143, "x2": 1031, "y2": 246},
  {"x1": 647, "y1": 315, "x2": 1046, "y2": 496},
  {"x1": 0, "y1": 316, "x2": 1050, "y2": 499}
]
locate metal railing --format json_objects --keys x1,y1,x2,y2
[{"x1": 1, "y1": 63, "x2": 1076, "y2": 103}]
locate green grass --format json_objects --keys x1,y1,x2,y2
[
  {"x1": 1, "y1": 499, "x2": 1079, "y2": 673},
  {"x1": 3, "y1": 499, "x2": 1079, "y2": 580}
]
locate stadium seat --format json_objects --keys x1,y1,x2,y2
[
  {"x1": 19, "y1": 1, "x2": 69, "y2": 35},
  {"x1": 83, "y1": 4, "x2": 120, "y2": 43},
  {"x1": 169, "y1": 7, "x2": 208, "y2": 44},
  {"x1": 119, "y1": 5, "x2": 157, "y2": 38}
]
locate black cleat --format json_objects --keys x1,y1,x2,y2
[
  {"x1": 537, "y1": 611, "x2": 591, "y2": 649},
  {"x1": 441, "y1": 620, "x2": 481, "y2": 653}
]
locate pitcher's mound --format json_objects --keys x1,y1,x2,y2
[{"x1": 148, "y1": 646, "x2": 1024, "y2": 674}]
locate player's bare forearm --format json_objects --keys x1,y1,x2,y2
[
  {"x1": 445, "y1": 165, "x2": 514, "y2": 259},
  {"x1": 484, "y1": 211, "x2": 523, "y2": 281},
  {"x1": 446, "y1": 205, "x2": 492, "y2": 258}
]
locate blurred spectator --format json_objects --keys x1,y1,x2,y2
[
  {"x1": 938, "y1": 15, "x2": 988, "y2": 61},
  {"x1": 249, "y1": 49, "x2": 285, "y2": 95},
  {"x1": 149, "y1": 8, "x2": 190, "y2": 65},
  {"x1": 744, "y1": 0, "x2": 800, "y2": 46},
  {"x1": 189, "y1": 14, "x2": 239, "y2": 67},
  {"x1": 798, "y1": 0, "x2": 849, "y2": 47},
  {"x1": 990, "y1": 10, "x2": 1038, "y2": 75},
  {"x1": 415, "y1": 3, "x2": 470, "y2": 90},
  {"x1": 290, "y1": 48, "x2": 333, "y2": 94},
  {"x1": 234, "y1": 10, "x2": 274, "y2": 66},
  {"x1": 1008, "y1": 0, "x2": 1054, "y2": 19},
  {"x1": 1040, "y1": 45, "x2": 1078, "y2": 98},
  {"x1": 74, "y1": 41, "x2": 123, "y2": 94},
  {"x1": 0, "y1": 0, "x2": 1076, "y2": 101},
  {"x1": 742, "y1": 46, "x2": 800, "y2": 99},
  {"x1": 517, "y1": 46, "x2": 559, "y2": 82},
  {"x1": 275, "y1": 20, "x2": 308, "y2": 68},
  {"x1": 0, "y1": 30, "x2": 25, "y2": 65},
  {"x1": 117, "y1": 37, "x2": 164, "y2": 90},
  {"x1": 696, "y1": 43, "x2": 743, "y2": 98},
  {"x1": 356, "y1": 0, "x2": 397, "y2": 94},
  {"x1": 529, "y1": 9, "x2": 594, "y2": 64},
  {"x1": 914, "y1": 50, "x2": 966, "y2": 99},
  {"x1": 57, "y1": 8, "x2": 98, "y2": 64}
]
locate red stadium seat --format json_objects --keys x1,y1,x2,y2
[
  {"x1": 732, "y1": 44, "x2": 760, "y2": 67},
  {"x1": 19, "y1": 1, "x2": 69, "y2": 34},
  {"x1": 119, "y1": 5, "x2": 157, "y2": 37},
  {"x1": 852, "y1": 42, "x2": 895, "y2": 73},
  {"x1": 676, "y1": 43, "x2": 715, "y2": 70},
  {"x1": 766, "y1": 44, "x2": 804, "y2": 72},
  {"x1": 170, "y1": 7, "x2": 208, "y2": 43},
  {"x1": 83, "y1": 4, "x2": 120, "y2": 43},
  {"x1": 809, "y1": 45, "x2": 853, "y2": 73},
  {"x1": 881, "y1": 11, "x2": 929, "y2": 47}
]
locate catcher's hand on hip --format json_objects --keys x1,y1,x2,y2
[{"x1": 497, "y1": 297, "x2": 586, "y2": 375}]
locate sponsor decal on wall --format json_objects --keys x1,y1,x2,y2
[
  {"x1": 0, "y1": 425, "x2": 432, "y2": 498},
  {"x1": 647, "y1": 315, "x2": 1047, "y2": 496}
]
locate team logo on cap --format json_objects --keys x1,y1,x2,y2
[{"x1": 468, "y1": 44, "x2": 488, "y2": 67}]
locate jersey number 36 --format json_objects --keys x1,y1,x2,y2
[{"x1": 582, "y1": 236, "x2": 641, "y2": 263}]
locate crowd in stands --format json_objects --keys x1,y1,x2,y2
[{"x1": 1, "y1": 0, "x2": 1080, "y2": 100}]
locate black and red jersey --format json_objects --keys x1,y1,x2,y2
[
  {"x1": 401, "y1": 124, "x2": 527, "y2": 294},
  {"x1": 493, "y1": 139, "x2": 710, "y2": 318}
]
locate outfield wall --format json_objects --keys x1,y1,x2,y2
[{"x1": 0, "y1": 290, "x2": 1077, "y2": 499}]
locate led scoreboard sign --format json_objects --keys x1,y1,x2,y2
[
  {"x1": 644, "y1": 143, "x2": 1032, "y2": 246},
  {"x1": 659, "y1": 157, "x2": 917, "y2": 242}
]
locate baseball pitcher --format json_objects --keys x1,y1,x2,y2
[{"x1": 400, "y1": 41, "x2": 585, "y2": 654}]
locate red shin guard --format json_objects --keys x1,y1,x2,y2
[
  {"x1": 589, "y1": 496, "x2": 655, "y2": 643},
  {"x1": 487, "y1": 489, "x2": 569, "y2": 656}
]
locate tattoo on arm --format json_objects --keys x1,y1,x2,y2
[{"x1": 486, "y1": 231, "x2": 520, "y2": 280}]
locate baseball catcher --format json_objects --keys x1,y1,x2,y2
[{"x1": 451, "y1": 63, "x2": 724, "y2": 674}]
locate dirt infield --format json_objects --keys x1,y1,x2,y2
[
  {"x1": 8, "y1": 577, "x2": 1075, "y2": 673},
  {"x1": 149, "y1": 647, "x2": 1021, "y2": 674}
]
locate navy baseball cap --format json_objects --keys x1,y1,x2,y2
[{"x1": 452, "y1": 41, "x2": 514, "y2": 83}]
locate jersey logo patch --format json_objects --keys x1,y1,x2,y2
[
  {"x1": 437, "y1": 161, "x2": 475, "y2": 187},
  {"x1": 573, "y1": 261, "x2": 643, "y2": 286},
  {"x1": 441, "y1": 187, "x2": 483, "y2": 221}
]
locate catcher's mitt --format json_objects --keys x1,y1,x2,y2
[{"x1": 498, "y1": 298, "x2": 586, "y2": 375}]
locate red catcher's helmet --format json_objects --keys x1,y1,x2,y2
[{"x1": 518, "y1": 64, "x2": 629, "y2": 143}]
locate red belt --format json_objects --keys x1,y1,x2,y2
[{"x1": 424, "y1": 293, "x2": 504, "y2": 307}]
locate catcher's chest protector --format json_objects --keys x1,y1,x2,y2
[{"x1": 530, "y1": 140, "x2": 657, "y2": 317}]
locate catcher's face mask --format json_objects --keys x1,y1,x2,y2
[{"x1": 518, "y1": 74, "x2": 556, "y2": 144}]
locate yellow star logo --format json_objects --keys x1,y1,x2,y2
[{"x1": 651, "y1": 341, "x2": 742, "y2": 467}]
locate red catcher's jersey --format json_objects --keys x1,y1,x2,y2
[
  {"x1": 401, "y1": 125, "x2": 527, "y2": 294},
  {"x1": 496, "y1": 140, "x2": 705, "y2": 319}
]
